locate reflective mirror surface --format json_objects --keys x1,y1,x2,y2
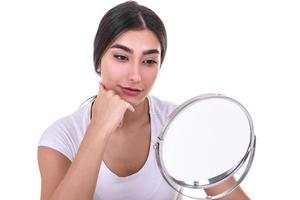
[{"x1": 155, "y1": 94, "x2": 255, "y2": 199}]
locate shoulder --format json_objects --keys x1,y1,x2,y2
[
  {"x1": 38, "y1": 101, "x2": 92, "y2": 161},
  {"x1": 148, "y1": 96, "x2": 177, "y2": 114},
  {"x1": 45, "y1": 101, "x2": 91, "y2": 135},
  {"x1": 148, "y1": 95, "x2": 178, "y2": 123}
]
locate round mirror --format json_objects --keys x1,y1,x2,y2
[{"x1": 155, "y1": 94, "x2": 256, "y2": 199}]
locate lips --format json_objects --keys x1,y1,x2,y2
[{"x1": 119, "y1": 85, "x2": 143, "y2": 96}]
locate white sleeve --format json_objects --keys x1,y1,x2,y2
[{"x1": 38, "y1": 116, "x2": 76, "y2": 161}]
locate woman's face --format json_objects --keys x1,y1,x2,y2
[{"x1": 98, "y1": 29, "x2": 161, "y2": 107}]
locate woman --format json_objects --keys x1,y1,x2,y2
[{"x1": 38, "y1": 1, "x2": 250, "y2": 199}]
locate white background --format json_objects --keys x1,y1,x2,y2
[{"x1": 0, "y1": 0, "x2": 299, "y2": 199}]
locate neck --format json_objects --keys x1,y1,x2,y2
[{"x1": 122, "y1": 97, "x2": 149, "y2": 127}]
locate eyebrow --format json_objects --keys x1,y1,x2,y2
[{"x1": 110, "y1": 44, "x2": 160, "y2": 55}]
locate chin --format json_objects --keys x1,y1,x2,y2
[
  {"x1": 110, "y1": 85, "x2": 148, "y2": 107},
  {"x1": 121, "y1": 95, "x2": 147, "y2": 107}
]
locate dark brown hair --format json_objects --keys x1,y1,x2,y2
[{"x1": 93, "y1": 1, "x2": 167, "y2": 73}]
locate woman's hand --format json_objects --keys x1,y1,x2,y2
[{"x1": 90, "y1": 82, "x2": 135, "y2": 136}]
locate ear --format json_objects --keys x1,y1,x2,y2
[{"x1": 96, "y1": 67, "x2": 101, "y2": 73}]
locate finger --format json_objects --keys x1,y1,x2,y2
[
  {"x1": 118, "y1": 120, "x2": 124, "y2": 128},
  {"x1": 99, "y1": 82, "x2": 106, "y2": 90},
  {"x1": 125, "y1": 102, "x2": 135, "y2": 112},
  {"x1": 99, "y1": 82, "x2": 105, "y2": 90}
]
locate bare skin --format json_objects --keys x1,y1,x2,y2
[
  {"x1": 204, "y1": 177, "x2": 250, "y2": 199},
  {"x1": 38, "y1": 29, "x2": 250, "y2": 200},
  {"x1": 38, "y1": 83, "x2": 141, "y2": 200}
]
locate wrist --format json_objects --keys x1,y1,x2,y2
[{"x1": 87, "y1": 122, "x2": 112, "y2": 141}]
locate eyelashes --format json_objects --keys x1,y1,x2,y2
[
  {"x1": 143, "y1": 60, "x2": 157, "y2": 65},
  {"x1": 113, "y1": 54, "x2": 158, "y2": 65},
  {"x1": 113, "y1": 55, "x2": 128, "y2": 61}
]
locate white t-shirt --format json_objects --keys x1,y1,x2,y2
[{"x1": 38, "y1": 96, "x2": 182, "y2": 200}]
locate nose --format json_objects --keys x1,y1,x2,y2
[{"x1": 127, "y1": 62, "x2": 142, "y2": 83}]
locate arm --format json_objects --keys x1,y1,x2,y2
[
  {"x1": 38, "y1": 83, "x2": 134, "y2": 200},
  {"x1": 204, "y1": 177, "x2": 250, "y2": 200},
  {"x1": 38, "y1": 124, "x2": 109, "y2": 200}
]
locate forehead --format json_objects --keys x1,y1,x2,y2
[{"x1": 110, "y1": 29, "x2": 161, "y2": 52}]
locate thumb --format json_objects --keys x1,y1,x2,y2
[{"x1": 125, "y1": 102, "x2": 135, "y2": 112}]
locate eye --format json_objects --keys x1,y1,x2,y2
[
  {"x1": 143, "y1": 59, "x2": 157, "y2": 65},
  {"x1": 113, "y1": 54, "x2": 128, "y2": 61}
]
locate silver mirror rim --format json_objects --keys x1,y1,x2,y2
[{"x1": 155, "y1": 93, "x2": 255, "y2": 194}]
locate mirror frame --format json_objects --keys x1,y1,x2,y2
[{"x1": 154, "y1": 94, "x2": 256, "y2": 199}]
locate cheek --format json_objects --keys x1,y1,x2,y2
[
  {"x1": 101, "y1": 61, "x2": 124, "y2": 83},
  {"x1": 142, "y1": 68, "x2": 159, "y2": 86}
]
